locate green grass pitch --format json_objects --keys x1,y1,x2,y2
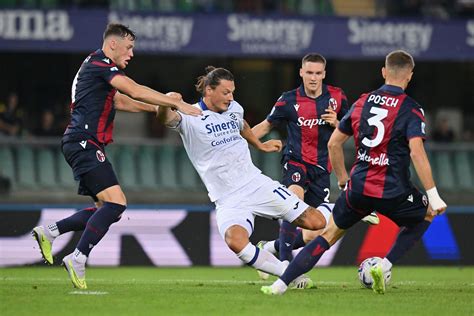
[{"x1": 1, "y1": 267, "x2": 472, "y2": 315}]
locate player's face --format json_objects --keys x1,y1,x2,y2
[
  {"x1": 300, "y1": 61, "x2": 326, "y2": 97},
  {"x1": 114, "y1": 35, "x2": 135, "y2": 69},
  {"x1": 205, "y1": 79, "x2": 235, "y2": 112}
]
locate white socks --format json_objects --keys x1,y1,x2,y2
[
  {"x1": 262, "y1": 241, "x2": 277, "y2": 255},
  {"x1": 381, "y1": 257, "x2": 393, "y2": 273},
  {"x1": 47, "y1": 223, "x2": 60, "y2": 238},
  {"x1": 237, "y1": 243, "x2": 288, "y2": 276},
  {"x1": 73, "y1": 249, "x2": 87, "y2": 264},
  {"x1": 270, "y1": 278, "x2": 288, "y2": 294}
]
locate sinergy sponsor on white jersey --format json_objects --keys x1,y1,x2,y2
[{"x1": 172, "y1": 101, "x2": 261, "y2": 202}]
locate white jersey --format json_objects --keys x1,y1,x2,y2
[{"x1": 172, "y1": 100, "x2": 261, "y2": 202}]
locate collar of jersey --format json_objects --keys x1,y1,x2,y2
[
  {"x1": 298, "y1": 84, "x2": 327, "y2": 99},
  {"x1": 199, "y1": 98, "x2": 209, "y2": 111},
  {"x1": 380, "y1": 84, "x2": 404, "y2": 94},
  {"x1": 198, "y1": 98, "x2": 227, "y2": 114}
]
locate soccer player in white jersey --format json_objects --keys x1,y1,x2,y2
[{"x1": 157, "y1": 66, "x2": 333, "y2": 288}]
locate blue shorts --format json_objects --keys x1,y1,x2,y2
[
  {"x1": 333, "y1": 187, "x2": 428, "y2": 229},
  {"x1": 62, "y1": 138, "x2": 119, "y2": 199},
  {"x1": 281, "y1": 159, "x2": 330, "y2": 207}
]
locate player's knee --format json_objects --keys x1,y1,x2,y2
[
  {"x1": 295, "y1": 208, "x2": 325, "y2": 230},
  {"x1": 224, "y1": 226, "x2": 249, "y2": 253}
]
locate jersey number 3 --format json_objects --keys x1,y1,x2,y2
[{"x1": 362, "y1": 107, "x2": 388, "y2": 148}]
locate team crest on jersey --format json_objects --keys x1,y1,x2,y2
[
  {"x1": 291, "y1": 172, "x2": 301, "y2": 183},
  {"x1": 96, "y1": 150, "x2": 106, "y2": 162},
  {"x1": 294, "y1": 103, "x2": 300, "y2": 111},
  {"x1": 422, "y1": 194, "x2": 428, "y2": 207},
  {"x1": 328, "y1": 98, "x2": 338, "y2": 110}
]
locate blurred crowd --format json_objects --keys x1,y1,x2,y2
[
  {"x1": 0, "y1": 92, "x2": 68, "y2": 138},
  {"x1": 1, "y1": 0, "x2": 473, "y2": 17}
]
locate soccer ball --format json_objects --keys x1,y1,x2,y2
[{"x1": 358, "y1": 257, "x2": 391, "y2": 289}]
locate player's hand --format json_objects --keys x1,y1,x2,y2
[
  {"x1": 321, "y1": 107, "x2": 338, "y2": 127},
  {"x1": 260, "y1": 139, "x2": 283, "y2": 153},
  {"x1": 338, "y1": 178, "x2": 349, "y2": 191},
  {"x1": 428, "y1": 200, "x2": 447, "y2": 216},
  {"x1": 176, "y1": 102, "x2": 202, "y2": 116}
]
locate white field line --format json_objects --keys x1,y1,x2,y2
[
  {"x1": 69, "y1": 291, "x2": 109, "y2": 295},
  {"x1": 0, "y1": 277, "x2": 350, "y2": 286}
]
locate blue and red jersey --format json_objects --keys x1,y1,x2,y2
[
  {"x1": 338, "y1": 84, "x2": 427, "y2": 199},
  {"x1": 64, "y1": 49, "x2": 125, "y2": 144},
  {"x1": 267, "y1": 84, "x2": 349, "y2": 172}
]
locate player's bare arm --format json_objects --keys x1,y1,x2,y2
[
  {"x1": 251, "y1": 119, "x2": 272, "y2": 139},
  {"x1": 156, "y1": 104, "x2": 181, "y2": 128},
  {"x1": 328, "y1": 128, "x2": 350, "y2": 189},
  {"x1": 113, "y1": 92, "x2": 158, "y2": 113},
  {"x1": 409, "y1": 137, "x2": 447, "y2": 215},
  {"x1": 242, "y1": 120, "x2": 282, "y2": 152},
  {"x1": 321, "y1": 107, "x2": 339, "y2": 127},
  {"x1": 110, "y1": 75, "x2": 201, "y2": 116}
]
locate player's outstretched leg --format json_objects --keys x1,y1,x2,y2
[
  {"x1": 32, "y1": 226, "x2": 55, "y2": 265},
  {"x1": 362, "y1": 212, "x2": 380, "y2": 225},
  {"x1": 62, "y1": 251, "x2": 87, "y2": 290},
  {"x1": 261, "y1": 235, "x2": 329, "y2": 295},
  {"x1": 32, "y1": 207, "x2": 98, "y2": 265},
  {"x1": 370, "y1": 265, "x2": 385, "y2": 294}
]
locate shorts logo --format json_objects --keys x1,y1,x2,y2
[
  {"x1": 329, "y1": 98, "x2": 338, "y2": 110},
  {"x1": 291, "y1": 172, "x2": 301, "y2": 183},
  {"x1": 422, "y1": 194, "x2": 428, "y2": 207},
  {"x1": 96, "y1": 150, "x2": 106, "y2": 162}
]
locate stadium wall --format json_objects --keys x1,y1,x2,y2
[{"x1": 1, "y1": 204, "x2": 472, "y2": 267}]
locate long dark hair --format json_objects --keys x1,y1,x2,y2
[{"x1": 195, "y1": 66, "x2": 234, "y2": 96}]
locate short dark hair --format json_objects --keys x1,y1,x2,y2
[
  {"x1": 385, "y1": 50, "x2": 415, "y2": 71},
  {"x1": 195, "y1": 66, "x2": 234, "y2": 95},
  {"x1": 103, "y1": 23, "x2": 136, "y2": 41},
  {"x1": 302, "y1": 53, "x2": 326, "y2": 67}
]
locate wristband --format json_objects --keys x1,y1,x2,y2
[{"x1": 426, "y1": 187, "x2": 446, "y2": 211}]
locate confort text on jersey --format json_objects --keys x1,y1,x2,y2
[{"x1": 211, "y1": 135, "x2": 241, "y2": 147}]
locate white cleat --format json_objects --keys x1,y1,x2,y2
[{"x1": 288, "y1": 274, "x2": 315, "y2": 290}]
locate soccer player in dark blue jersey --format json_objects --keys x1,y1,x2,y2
[
  {"x1": 252, "y1": 54, "x2": 378, "y2": 266},
  {"x1": 261, "y1": 50, "x2": 447, "y2": 295},
  {"x1": 32, "y1": 23, "x2": 201, "y2": 290}
]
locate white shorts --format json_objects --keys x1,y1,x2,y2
[
  {"x1": 215, "y1": 174, "x2": 309, "y2": 238},
  {"x1": 316, "y1": 202, "x2": 334, "y2": 227}
]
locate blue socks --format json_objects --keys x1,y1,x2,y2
[
  {"x1": 280, "y1": 235, "x2": 330, "y2": 285},
  {"x1": 77, "y1": 202, "x2": 126, "y2": 256},
  {"x1": 274, "y1": 229, "x2": 305, "y2": 253},
  {"x1": 56, "y1": 207, "x2": 97, "y2": 234},
  {"x1": 278, "y1": 221, "x2": 298, "y2": 261},
  {"x1": 386, "y1": 220, "x2": 431, "y2": 264}
]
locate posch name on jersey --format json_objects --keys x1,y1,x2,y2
[{"x1": 367, "y1": 94, "x2": 399, "y2": 107}]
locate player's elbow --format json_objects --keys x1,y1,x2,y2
[{"x1": 327, "y1": 138, "x2": 339, "y2": 152}]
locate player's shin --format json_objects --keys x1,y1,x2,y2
[
  {"x1": 56, "y1": 207, "x2": 97, "y2": 234},
  {"x1": 278, "y1": 221, "x2": 298, "y2": 261},
  {"x1": 385, "y1": 220, "x2": 431, "y2": 268},
  {"x1": 280, "y1": 235, "x2": 330, "y2": 285},
  {"x1": 76, "y1": 202, "x2": 125, "y2": 257},
  {"x1": 237, "y1": 243, "x2": 288, "y2": 276}
]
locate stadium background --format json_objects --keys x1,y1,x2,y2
[{"x1": 0, "y1": 0, "x2": 473, "y2": 268}]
